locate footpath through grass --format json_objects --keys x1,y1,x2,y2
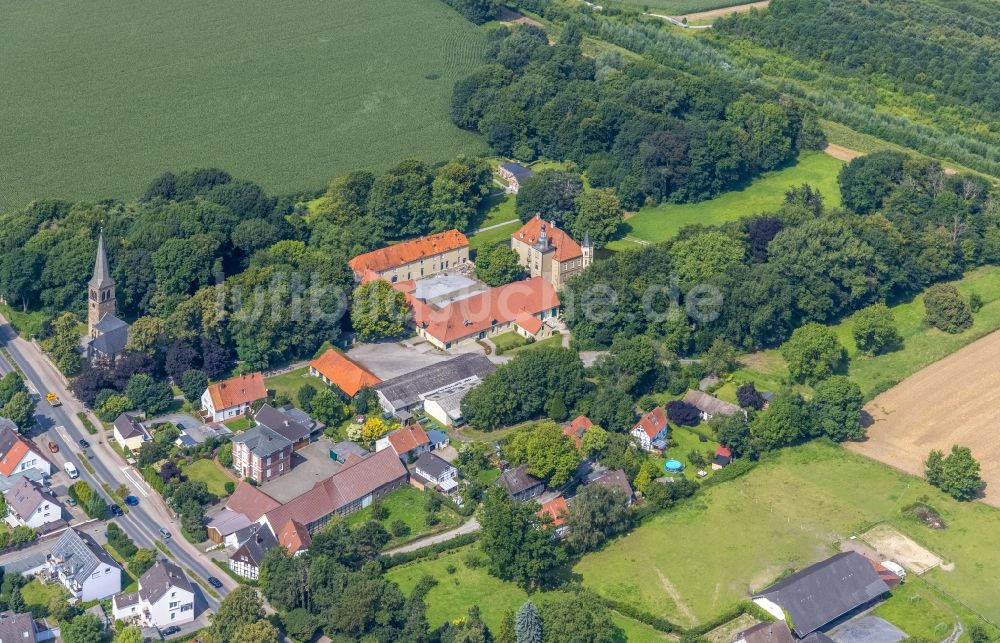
[
  {"x1": 574, "y1": 441, "x2": 1000, "y2": 626},
  {"x1": 606, "y1": 152, "x2": 843, "y2": 251},
  {"x1": 725, "y1": 265, "x2": 1000, "y2": 401},
  {"x1": 0, "y1": 0, "x2": 488, "y2": 211}
]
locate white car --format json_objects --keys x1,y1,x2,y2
[{"x1": 63, "y1": 461, "x2": 79, "y2": 479}]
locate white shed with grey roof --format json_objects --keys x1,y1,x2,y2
[{"x1": 375, "y1": 354, "x2": 495, "y2": 417}]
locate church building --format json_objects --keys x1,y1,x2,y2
[{"x1": 84, "y1": 232, "x2": 130, "y2": 361}]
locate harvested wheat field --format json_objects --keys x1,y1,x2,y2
[{"x1": 850, "y1": 329, "x2": 1000, "y2": 507}]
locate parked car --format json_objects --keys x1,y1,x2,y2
[
  {"x1": 66, "y1": 497, "x2": 77, "y2": 507},
  {"x1": 159, "y1": 527, "x2": 171, "y2": 540},
  {"x1": 207, "y1": 576, "x2": 223, "y2": 588},
  {"x1": 46, "y1": 393, "x2": 61, "y2": 406},
  {"x1": 47, "y1": 441, "x2": 59, "y2": 453},
  {"x1": 63, "y1": 462, "x2": 79, "y2": 479},
  {"x1": 109, "y1": 504, "x2": 123, "y2": 517},
  {"x1": 161, "y1": 626, "x2": 181, "y2": 637},
  {"x1": 124, "y1": 495, "x2": 139, "y2": 506},
  {"x1": 78, "y1": 438, "x2": 90, "y2": 449}
]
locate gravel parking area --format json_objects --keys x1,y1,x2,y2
[
  {"x1": 347, "y1": 341, "x2": 450, "y2": 380},
  {"x1": 259, "y1": 438, "x2": 342, "y2": 502}
]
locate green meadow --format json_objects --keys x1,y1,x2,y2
[
  {"x1": 0, "y1": 0, "x2": 488, "y2": 212},
  {"x1": 606, "y1": 152, "x2": 844, "y2": 251}
]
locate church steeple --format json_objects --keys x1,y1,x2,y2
[
  {"x1": 88, "y1": 230, "x2": 117, "y2": 338},
  {"x1": 90, "y1": 230, "x2": 114, "y2": 290}
]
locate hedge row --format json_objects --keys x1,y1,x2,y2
[
  {"x1": 593, "y1": 595, "x2": 680, "y2": 633},
  {"x1": 700, "y1": 458, "x2": 758, "y2": 488},
  {"x1": 381, "y1": 532, "x2": 481, "y2": 570}
]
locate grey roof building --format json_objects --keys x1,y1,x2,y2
[
  {"x1": 48, "y1": 528, "x2": 122, "y2": 601},
  {"x1": 0, "y1": 610, "x2": 39, "y2": 643},
  {"x1": 3, "y1": 476, "x2": 62, "y2": 527},
  {"x1": 232, "y1": 424, "x2": 293, "y2": 458},
  {"x1": 375, "y1": 354, "x2": 495, "y2": 416},
  {"x1": 496, "y1": 465, "x2": 544, "y2": 501},
  {"x1": 229, "y1": 524, "x2": 278, "y2": 580},
  {"x1": 753, "y1": 552, "x2": 897, "y2": 637},
  {"x1": 254, "y1": 404, "x2": 313, "y2": 444}
]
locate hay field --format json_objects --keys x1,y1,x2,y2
[
  {"x1": 0, "y1": 0, "x2": 488, "y2": 212},
  {"x1": 850, "y1": 329, "x2": 1000, "y2": 507}
]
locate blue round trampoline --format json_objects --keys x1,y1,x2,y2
[{"x1": 664, "y1": 459, "x2": 684, "y2": 473}]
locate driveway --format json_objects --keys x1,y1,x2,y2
[
  {"x1": 347, "y1": 341, "x2": 450, "y2": 380},
  {"x1": 145, "y1": 413, "x2": 231, "y2": 444},
  {"x1": 258, "y1": 439, "x2": 342, "y2": 502},
  {"x1": 830, "y1": 616, "x2": 908, "y2": 643},
  {"x1": 384, "y1": 518, "x2": 480, "y2": 555}
]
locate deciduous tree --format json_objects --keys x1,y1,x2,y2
[
  {"x1": 780, "y1": 323, "x2": 847, "y2": 384},
  {"x1": 351, "y1": 279, "x2": 411, "y2": 342},
  {"x1": 852, "y1": 302, "x2": 902, "y2": 355}
]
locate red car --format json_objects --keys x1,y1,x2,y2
[{"x1": 47, "y1": 441, "x2": 59, "y2": 453}]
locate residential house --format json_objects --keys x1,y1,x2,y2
[
  {"x1": 374, "y1": 354, "x2": 496, "y2": 418},
  {"x1": 228, "y1": 524, "x2": 278, "y2": 580},
  {"x1": 496, "y1": 162, "x2": 533, "y2": 194},
  {"x1": 586, "y1": 469, "x2": 634, "y2": 505},
  {"x1": 0, "y1": 610, "x2": 49, "y2": 643},
  {"x1": 753, "y1": 552, "x2": 900, "y2": 638},
  {"x1": 683, "y1": 389, "x2": 743, "y2": 421},
  {"x1": 349, "y1": 229, "x2": 469, "y2": 283},
  {"x1": 734, "y1": 621, "x2": 795, "y2": 643},
  {"x1": 277, "y1": 520, "x2": 312, "y2": 555},
  {"x1": 426, "y1": 429, "x2": 450, "y2": 450},
  {"x1": 412, "y1": 452, "x2": 458, "y2": 493},
  {"x1": 257, "y1": 447, "x2": 408, "y2": 535},
  {"x1": 0, "y1": 426, "x2": 52, "y2": 481},
  {"x1": 309, "y1": 349, "x2": 381, "y2": 398},
  {"x1": 562, "y1": 415, "x2": 593, "y2": 449},
  {"x1": 712, "y1": 446, "x2": 732, "y2": 470},
  {"x1": 201, "y1": 372, "x2": 267, "y2": 423},
  {"x1": 231, "y1": 425, "x2": 293, "y2": 483},
  {"x1": 112, "y1": 559, "x2": 194, "y2": 628},
  {"x1": 510, "y1": 216, "x2": 593, "y2": 290},
  {"x1": 47, "y1": 528, "x2": 122, "y2": 601},
  {"x1": 376, "y1": 424, "x2": 430, "y2": 461},
  {"x1": 402, "y1": 276, "x2": 561, "y2": 349},
  {"x1": 631, "y1": 406, "x2": 668, "y2": 452},
  {"x1": 254, "y1": 404, "x2": 315, "y2": 449},
  {"x1": 84, "y1": 232, "x2": 130, "y2": 362},
  {"x1": 112, "y1": 413, "x2": 150, "y2": 451},
  {"x1": 3, "y1": 476, "x2": 62, "y2": 529},
  {"x1": 536, "y1": 495, "x2": 568, "y2": 535},
  {"x1": 497, "y1": 465, "x2": 543, "y2": 501}
]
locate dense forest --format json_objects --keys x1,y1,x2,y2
[
  {"x1": 451, "y1": 19, "x2": 823, "y2": 208},
  {"x1": 713, "y1": 0, "x2": 1000, "y2": 175},
  {"x1": 564, "y1": 152, "x2": 999, "y2": 353}
]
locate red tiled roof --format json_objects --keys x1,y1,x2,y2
[
  {"x1": 634, "y1": 406, "x2": 668, "y2": 439},
  {"x1": 277, "y1": 520, "x2": 312, "y2": 554},
  {"x1": 512, "y1": 215, "x2": 583, "y2": 262},
  {"x1": 225, "y1": 482, "x2": 281, "y2": 522},
  {"x1": 409, "y1": 277, "x2": 559, "y2": 344},
  {"x1": 869, "y1": 559, "x2": 903, "y2": 588},
  {"x1": 562, "y1": 415, "x2": 593, "y2": 448},
  {"x1": 263, "y1": 448, "x2": 407, "y2": 529},
  {"x1": 537, "y1": 495, "x2": 568, "y2": 527},
  {"x1": 207, "y1": 373, "x2": 267, "y2": 411},
  {"x1": 349, "y1": 230, "x2": 468, "y2": 276},
  {"x1": 310, "y1": 349, "x2": 381, "y2": 397},
  {"x1": 386, "y1": 424, "x2": 429, "y2": 455},
  {"x1": 715, "y1": 446, "x2": 732, "y2": 458},
  {"x1": 0, "y1": 427, "x2": 44, "y2": 477},
  {"x1": 515, "y1": 313, "x2": 543, "y2": 335}
]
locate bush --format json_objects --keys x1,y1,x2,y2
[
  {"x1": 372, "y1": 502, "x2": 389, "y2": 521},
  {"x1": 390, "y1": 520, "x2": 410, "y2": 538},
  {"x1": 446, "y1": 564, "x2": 457, "y2": 574},
  {"x1": 924, "y1": 283, "x2": 973, "y2": 333},
  {"x1": 224, "y1": 481, "x2": 236, "y2": 495},
  {"x1": 665, "y1": 400, "x2": 700, "y2": 426}
]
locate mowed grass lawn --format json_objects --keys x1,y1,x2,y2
[
  {"x1": 574, "y1": 441, "x2": 1000, "y2": 626},
  {"x1": 264, "y1": 366, "x2": 325, "y2": 402},
  {"x1": 182, "y1": 458, "x2": 234, "y2": 497},
  {"x1": 606, "y1": 152, "x2": 843, "y2": 251},
  {"x1": 723, "y1": 265, "x2": 1000, "y2": 401},
  {"x1": 20, "y1": 579, "x2": 67, "y2": 612},
  {"x1": 0, "y1": 0, "x2": 488, "y2": 212},
  {"x1": 344, "y1": 485, "x2": 463, "y2": 548},
  {"x1": 386, "y1": 545, "x2": 668, "y2": 641}
]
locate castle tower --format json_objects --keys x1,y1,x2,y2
[
  {"x1": 88, "y1": 231, "x2": 116, "y2": 339},
  {"x1": 582, "y1": 232, "x2": 594, "y2": 269}
]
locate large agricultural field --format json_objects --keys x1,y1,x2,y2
[
  {"x1": 606, "y1": 151, "x2": 843, "y2": 251},
  {"x1": 608, "y1": 0, "x2": 756, "y2": 16},
  {"x1": 0, "y1": 0, "x2": 488, "y2": 212},
  {"x1": 851, "y1": 328, "x2": 1000, "y2": 508},
  {"x1": 574, "y1": 441, "x2": 1000, "y2": 626}
]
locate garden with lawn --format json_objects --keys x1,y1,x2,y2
[
  {"x1": 606, "y1": 152, "x2": 843, "y2": 251},
  {"x1": 182, "y1": 458, "x2": 234, "y2": 497},
  {"x1": 264, "y1": 366, "x2": 325, "y2": 403},
  {"x1": 223, "y1": 416, "x2": 255, "y2": 432},
  {"x1": 344, "y1": 485, "x2": 464, "y2": 548},
  {"x1": 20, "y1": 579, "x2": 66, "y2": 613}
]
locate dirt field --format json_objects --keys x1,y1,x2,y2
[
  {"x1": 860, "y1": 523, "x2": 943, "y2": 575},
  {"x1": 824, "y1": 143, "x2": 863, "y2": 162},
  {"x1": 849, "y1": 329, "x2": 1000, "y2": 507},
  {"x1": 498, "y1": 6, "x2": 543, "y2": 28},
  {"x1": 674, "y1": 0, "x2": 768, "y2": 21}
]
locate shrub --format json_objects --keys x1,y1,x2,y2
[
  {"x1": 665, "y1": 400, "x2": 700, "y2": 426},
  {"x1": 224, "y1": 481, "x2": 236, "y2": 495},
  {"x1": 390, "y1": 520, "x2": 410, "y2": 538},
  {"x1": 924, "y1": 283, "x2": 973, "y2": 333},
  {"x1": 372, "y1": 502, "x2": 389, "y2": 521}
]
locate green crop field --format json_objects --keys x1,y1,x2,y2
[
  {"x1": 0, "y1": 0, "x2": 488, "y2": 213},
  {"x1": 718, "y1": 265, "x2": 1000, "y2": 402},
  {"x1": 609, "y1": 0, "x2": 751, "y2": 15},
  {"x1": 606, "y1": 152, "x2": 843, "y2": 251},
  {"x1": 574, "y1": 441, "x2": 1000, "y2": 626}
]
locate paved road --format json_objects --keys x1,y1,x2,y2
[
  {"x1": 384, "y1": 517, "x2": 480, "y2": 555},
  {"x1": 0, "y1": 318, "x2": 235, "y2": 614}
]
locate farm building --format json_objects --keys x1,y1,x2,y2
[
  {"x1": 683, "y1": 389, "x2": 743, "y2": 421},
  {"x1": 374, "y1": 354, "x2": 495, "y2": 418},
  {"x1": 309, "y1": 349, "x2": 381, "y2": 398},
  {"x1": 496, "y1": 162, "x2": 533, "y2": 193}
]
